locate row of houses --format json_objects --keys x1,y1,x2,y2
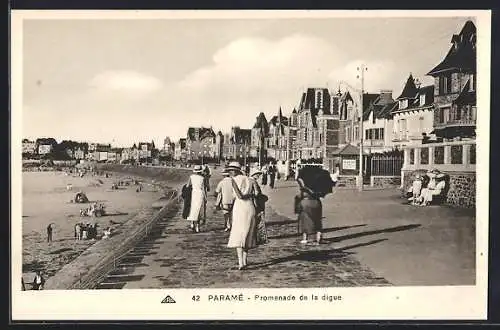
[
  {"x1": 170, "y1": 20, "x2": 476, "y2": 172},
  {"x1": 23, "y1": 20, "x2": 476, "y2": 173}
]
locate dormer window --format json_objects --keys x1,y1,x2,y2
[
  {"x1": 399, "y1": 99, "x2": 408, "y2": 109},
  {"x1": 419, "y1": 94, "x2": 426, "y2": 106}
]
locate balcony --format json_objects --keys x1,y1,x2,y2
[
  {"x1": 434, "y1": 118, "x2": 476, "y2": 129},
  {"x1": 392, "y1": 132, "x2": 408, "y2": 142},
  {"x1": 364, "y1": 139, "x2": 384, "y2": 147}
]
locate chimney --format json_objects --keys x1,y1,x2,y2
[{"x1": 379, "y1": 90, "x2": 393, "y2": 105}]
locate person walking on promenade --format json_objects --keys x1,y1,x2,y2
[
  {"x1": 331, "y1": 164, "x2": 340, "y2": 187},
  {"x1": 226, "y1": 162, "x2": 258, "y2": 270},
  {"x1": 268, "y1": 162, "x2": 276, "y2": 189},
  {"x1": 46, "y1": 224, "x2": 53, "y2": 243},
  {"x1": 261, "y1": 164, "x2": 268, "y2": 186},
  {"x1": 249, "y1": 168, "x2": 269, "y2": 245},
  {"x1": 203, "y1": 164, "x2": 211, "y2": 193},
  {"x1": 294, "y1": 177, "x2": 323, "y2": 245},
  {"x1": 215, "y1": 168, "x2": 235, "y2": 232},
  {"x1": 186, "y1": 165, "x2": 207, "y2": 233}
]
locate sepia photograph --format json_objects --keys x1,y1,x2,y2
[{"x1": 11, "y1": 10, "x2": 490, "y2": 320}]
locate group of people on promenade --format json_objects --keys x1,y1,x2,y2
[{"x1": 182, "y1": 160, "x2": 334, "y2": 270}]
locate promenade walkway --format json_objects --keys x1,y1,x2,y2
[
  {"x1": 96, "y1": 173, "x2": 475, "y2": 289},
  {"x1": 264, "y1": 180, "x2": 476, "y2": 286},
  {"x1": 96, "y1": 175, "x2": 390, "y2": 289}
]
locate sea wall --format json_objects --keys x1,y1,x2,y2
[
  {"x1": 44, "y1": 165, "x2": 191, "y2": 290},
  {"x1": 98, "y1": 164, "x2": 191, "y2": 188}
]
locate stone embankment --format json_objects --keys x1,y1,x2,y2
[{"x1": 44, "y1": 165, "x2": 191, "y2": 289}]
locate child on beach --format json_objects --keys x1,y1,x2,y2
[{"x1": 294, "y1": 178, "x2": 323, "y2": 245}]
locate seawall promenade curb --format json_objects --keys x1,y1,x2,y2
[{"x1": 44, "y1": 165, "x2": 191, "y2": 290}]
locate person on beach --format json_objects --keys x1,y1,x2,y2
[
  {"x1": 46, "y1": 224, "x2": 53, "y2": 243},
  {"x1": 186, "y1": 165, "x2": 207, "y2": 233},
  {"x1": 32, "y1": 271, "x2": 45, "y2": 290},
  {"x1": 226, "y1": 162, "x2": 258, "y2": 270},
  {"x1": 75, "y1": 223, "x2": 81, "y2": 240},
  {"x1": 294, "y1": 177, "x2": 323, "y2": 245},
  {"x1": 215, "y1": 168, "x2": 235, "y2": 232}
]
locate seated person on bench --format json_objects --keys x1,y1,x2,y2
[{"x1": 418, "y1": 173, "x2": 446, "y2": 206}]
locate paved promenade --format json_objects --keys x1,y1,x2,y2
[
  {"x1": 264, "y1": 180, "x2": 476, "y2": 286},
  {"x1": 96, "y1": 172, "x2": 475, "y2": 289},
  {"x1": 97, "y1": 175, "x2": 389, "y2": 288}
]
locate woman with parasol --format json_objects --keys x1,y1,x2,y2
[{"x1": 294, "y1": 165, "x2": 334, "y2": 245}]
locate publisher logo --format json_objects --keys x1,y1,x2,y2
[{"x1": 161, "y1": 295, "x2": 176, "y2": 304}]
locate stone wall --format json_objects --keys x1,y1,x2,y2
[
  {"x1": 371, "y1": 176, "x2": 401, "y2": 188},
  {"x1": 337, "y1": 175, "x2": 358, "y2": 188},
  {"x1": 402, "y1": 169, "x2": 475, "y2": 208},
  {"x1": 446, "y1": 172, "x2": 476, "y2": 208}
]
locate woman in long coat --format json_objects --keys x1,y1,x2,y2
[
  {"x1": 226, "y1": 162, "x2": 258, "y2": 270},
  {"x1": 186, "y1": 165, "x2": 206, "y2": 233},
  {"x1": 295, "y1": 177, "x2": 323, "y2": 245}
]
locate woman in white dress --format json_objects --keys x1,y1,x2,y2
[
  {"x1": 226, "y1": 162, "x2": 258, "y2": 270},
  {"x1": 186, "y1": 165, "x2": 206, "y2": 233}
]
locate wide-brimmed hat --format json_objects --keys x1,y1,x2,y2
[
  {"x1": 436, "y1": 173, "x2": 446, "y2": 179},
  {"x1": 221, "y1": 168, "x2": 230, "y2": 176},
  {"x1": 193, "y1": 165, "x2": 203, "y2": 173},
  {"x1": 250, "y1": 168, "x2": 263, "y2": 177},
  {"x1": 226, "y1": 161, "x2": 242, "y2": 173}
]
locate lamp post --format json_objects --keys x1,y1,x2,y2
[{"x1": 356, "y1": 64, "x2": 367, "y2": 192}]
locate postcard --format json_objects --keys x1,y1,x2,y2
[{"x1": 11, "y1": 9, "x2": 490, "y2": 320}]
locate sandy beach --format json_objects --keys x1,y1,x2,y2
[{"x1": 22, "y1": 170, "x2": 164, "y2": 286}]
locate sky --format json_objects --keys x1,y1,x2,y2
[{"x1": 22, "y1": 15, "x2": 474, "y2": 147}]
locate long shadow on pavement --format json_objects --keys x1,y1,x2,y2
[
  {"x1": 324, "y1": 224, "x2": 421, "y2": 243},
  {"x1": 250, "y1": 238, "x2": 389, "y2": 270},
  {"x1": 269, "y1": 224, "x2": 367, "y2": 240}
]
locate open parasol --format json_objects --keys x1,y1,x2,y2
[{"x1": 297, "y1": 165, "x2": 334, "y2": 198}]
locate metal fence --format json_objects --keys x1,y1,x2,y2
[{"x1": 370, "y1": 155, "x2": 404, "y2": 176}]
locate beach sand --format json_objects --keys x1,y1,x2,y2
[{"x1": 22, "y1": 171, "x2": 164, "y2": 286}]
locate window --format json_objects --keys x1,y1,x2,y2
[
  {"x1": 469, "y1": 74, "x2": 476, "y2": 91},
  {"x1": 316, "y1": 91, "x2": 322, "y2": 108},
  {"x1": 451, "y1": 145, "x2": 463, "y2": 164},
  {"x1": 439, "y1": 108, "x2": 446, "y2": 123},
  {"x1": 419, "y1": 117, "x2": 424, "y2": 133},
  {"x1": 346, "y1": 127, "x2": 351, "y2": 142},
  {"x1": 399, "y1": 119, "x2": 407, "y2": 139},
  {"x1": 409, "y1": 149, "x2": 415, "y2": 165},
  {"x1": 419, "y1": 94, "x2": 426, "y2": 105},
  {"x1": 434, "y1": 146, "x2": 444, "y2": 164},
  {"x1": 354, "y1": 126, "x2": 359, "y2": 140},
  {"x1": 374, "y1": 128, "x2": 379, "y2": 140},
  {"x1": 399, "y1": 99, "x2": 408, "y2": 109},
  {"x1": 470, "y1": 144, "x2": 476, "y2": 164},
  {"x1": 421, "y1": 148, "x2": 429, "y2": 164},
  {"x1": 439, "y1": 74, "x2": 452, "y2": 94},
  {"x1": 379, "y1": 128, "x2": 384, "y2": 139},
  {"x1": 455, "y1": 105, "x2": 462, "y2": 121}
]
